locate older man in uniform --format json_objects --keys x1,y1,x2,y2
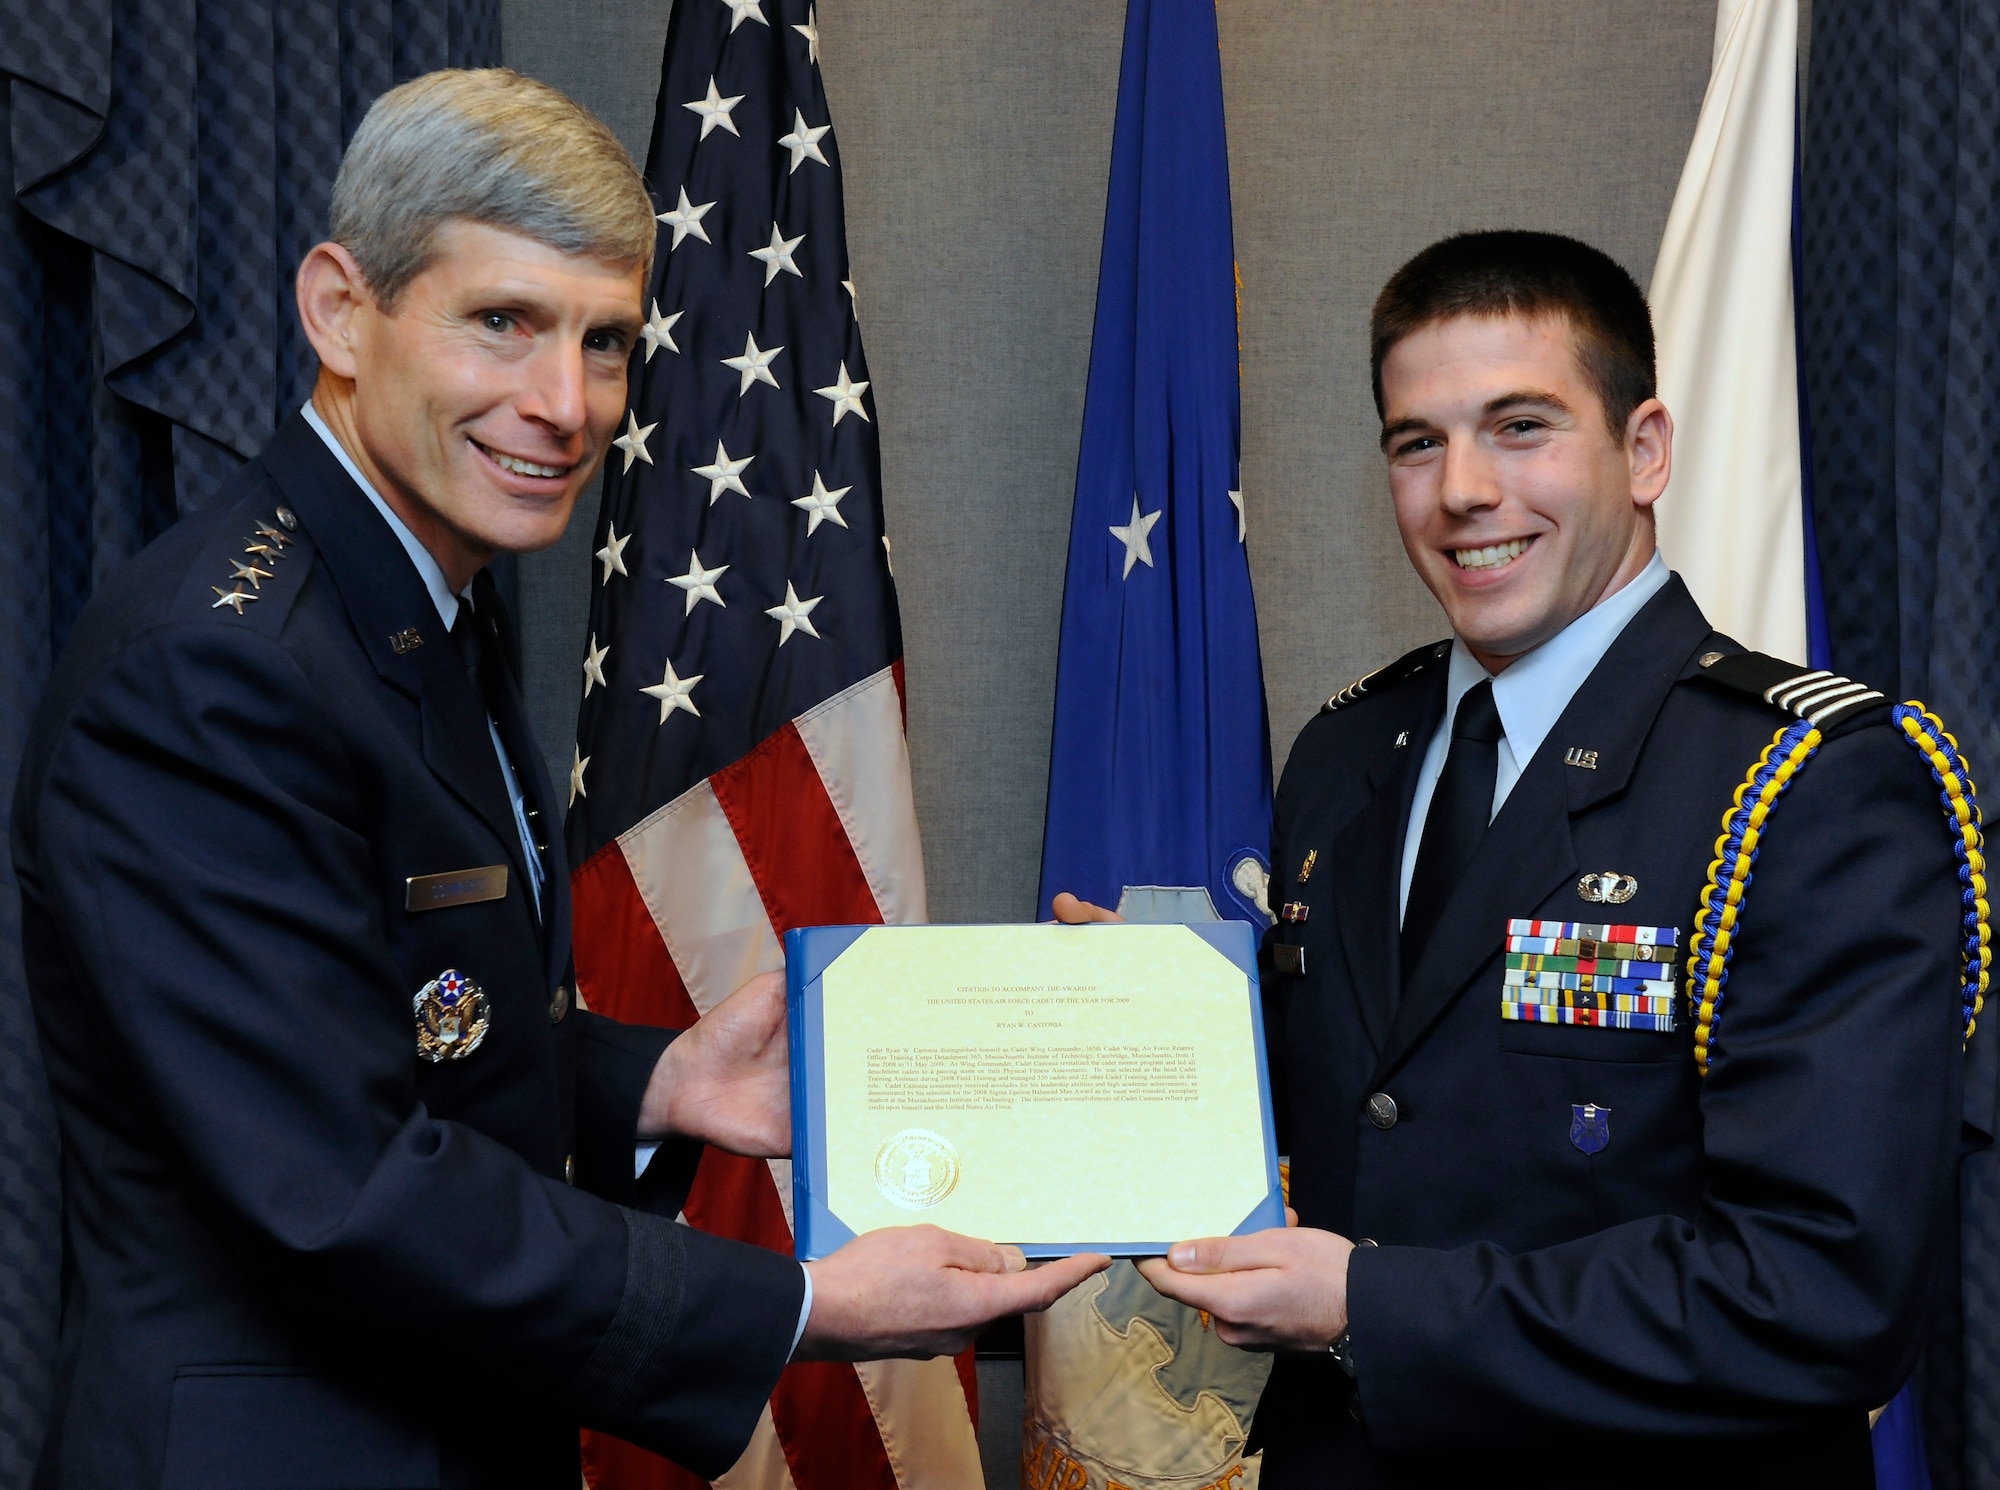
[
  {"x1": 13, "y1": 70, "x2": 1105, "y2": 1490},
  {"x1": 1063, "y1": 230, "x2": 1980, "y2": 1486}
]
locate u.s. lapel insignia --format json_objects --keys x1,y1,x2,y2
[
  {"x1": 1576, "y1": 871, "x2": 1638, "y2": 905},
  {"x1": 415, "y1": 969, "x2": 491, "y2": 1061},
  {"x1": 1564, "y1": 747, "x2": 1599, "y2": 769},
  {"x1": 1570, "y1": 1102, "x2": 1610, "y2": 1154}
]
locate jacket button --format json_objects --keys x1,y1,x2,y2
[
  {"x1": 549, "y1": 984, "x2": 570, "y2": 1023},
  {"x1": 564, "y1": 1155, "x2": 575, "y2": 1185},
  {"x1": 1366, "y1": 1092, "x2": 1399, "y2": 1129}
]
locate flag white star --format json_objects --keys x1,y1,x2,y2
[
  {"x1": 581, "y1": 634, "x2": 609, "y2": 695},
  {"x1": 1228, "y1": 487, "x2": 1245, "y2": 542},
  {"x1": 749, "y1": 223, "x2": 805, "y2": 286},
  {"x1": 792, "y1": 470, "x2": 852, "y2": 535},
  {"x1": 639, "y1": 300, "x2": 682, "y2": 360},
  {"x1": 656, "y1": 188, "x2": 716, "y2": 250},
  {"x1": 667, "y1": 549, "x2": 729, "y2": 613},
  {"x1": 777, "y1": 109, "x2": 831, "y2": 173},
  {"x1": 641, "y1": 659, "x2": 704, "y2": 723},
  {"x1": 569, "y1": 745, "x2": 590, "y2": 805},
  {"x1": 722, "y1": 333, "x2": 783, "y2": 396},
  {"x1": 692, "y1": 440, "x2": 755, "y2": 503},
  {"x1": 684, "y1": 76, "x2": 745, "y2": 139},
  {"x1": 595, "y1": 522, "x2": 631, "y2": 583},
  {"x1": 611, "y1": 410, "x2": 657, "y2": 472},
  {"x1": 720, "y1": 0, "x2": 768, "y2": 31},
  {"x1": 794, "y1": 5, "x2": 820, "y2": 63},
  {"x1": 765, "y1": 582, "x2": 823, "y2": 645},
  {"x1": 842, "y1": 278, "x2": 858, "y2": 317},
  {"x1": 813, "y1": 361, "x2": 870, "y2": 425},
  {"x1": 882, "y1": 534, "x2": 894, "y2": 575},
  {"x1": 1109, "y1": 494, "x2": 1163, "y2": 578}
]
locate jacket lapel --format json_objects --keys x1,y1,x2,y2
[
  {"x1": 1367, "y1": 576, "x2": 1716, "y2": 1086},
  {"x1": 260, "y1": 415, "x2": 528, "y2": 877},
  {"x1": 482, "y1": 585, "x2": 569, "y2": 982},
  {"x1": 1329, "y1": 675, "x2": 1445, "y2": 1052}
]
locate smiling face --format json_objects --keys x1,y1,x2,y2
[
  {"x1": 1378, "y1": 312, "x2": 1672, "y2": 672},
  {"x1": 297, "y1": 220, "x2": 645, "y2": 591}
]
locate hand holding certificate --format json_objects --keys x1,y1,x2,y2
[{"x1": 787, "y1": 921, "x2": 1286, "y2": 1259}]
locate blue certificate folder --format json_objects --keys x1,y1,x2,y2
[{"x1": 785, "y1": 921, "x2": 1286, "y2": 1261}]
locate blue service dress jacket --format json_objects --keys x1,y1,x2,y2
[
  {"x1": 1253, "y1": 576, "x2": 1971, "y2": 1489},
  {"x1": 12, "y1": 413, "x2": 805, "y2": 1490}
]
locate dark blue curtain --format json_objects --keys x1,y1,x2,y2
[
  {"x1": 0, "y1": 1, "x2": 498, "y2": 1480},
  {"x1": 1799, "y1": 4, "x2": 2000, "y2": 1487}
]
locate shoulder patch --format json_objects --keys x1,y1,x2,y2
[
  {"x1": 1695, "y1": 649, "x2": 1886, "y2": 731},
  {"x1": 1321, "y1": 639, "x2": 1451, "y2": 715}
]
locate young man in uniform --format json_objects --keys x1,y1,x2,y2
[
  {"x1": 1064, "y1": 230, "x2": 1978, "y2": 1486},
  {"x1": 13, "y1": 70, "x2": 1105, "y2": 1489}
]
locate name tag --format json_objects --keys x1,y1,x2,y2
[
  {"x1": 1500, "y1": 918, "x2": 1678, "y2": 1032},
  {"x1": 406, "y1": 864, "x2": 509, "y2": 913}
]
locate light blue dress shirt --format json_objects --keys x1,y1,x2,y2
[
  {"x1": 1398, "y1": 550, "x2": 1671, "y2": 924},
  {"x1": 301, "y1": 404, "x2": 814, "y2": 1354}
]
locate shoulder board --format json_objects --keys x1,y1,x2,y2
[
  {"x1": 1694, "y1": 649, "x2": 1887, "y2": 731},
  {"x1": 1321, "y1": 639, "x2": 1452, "y2": 714}
]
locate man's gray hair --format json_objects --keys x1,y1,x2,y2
[{"x1": 329, "y1": 68, "x2": 655, "y2": 306}]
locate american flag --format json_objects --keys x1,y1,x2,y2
[{"x1": 565, "y1": 1, "x2": 975, "y2": 1486}]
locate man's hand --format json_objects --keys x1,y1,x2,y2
[
  {"x1": 1136, "y1": 1219, "x2": 1353, "y2": 1352},
  {"x1": 797, "y1": 1226, "x2": 1111, "y2": 1361},
  {"x1": 1050, "y1": 892, "x2": 1123, "y2": 924},
  {"x1": 638, "y1": 972, "x2": 789, "y2": 1156}
]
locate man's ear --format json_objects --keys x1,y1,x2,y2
[
  {"x1": 295, "y1": 242, "x2": 374, "y2": 381},
  {"x1": 1626, "y1": 397, "x2": 1673, "y2": 511}
]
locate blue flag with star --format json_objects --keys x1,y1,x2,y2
[{"x1": 1036, "y1": 0, "x2": 1274, "y2": 926}]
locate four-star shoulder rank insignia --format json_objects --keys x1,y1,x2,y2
[{"x1": 210, "y1": 512, "x2": 300, "y2": 618}]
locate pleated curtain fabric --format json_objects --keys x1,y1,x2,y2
[
  {"x1": 1799, "y1": 4, "x2": 2000, "y2": 1486},
  {"x1": 0, "y1": 2, "x2": 497, "y2": 1479}
]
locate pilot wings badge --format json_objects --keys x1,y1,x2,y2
[{"x1": 415, "y1": 969, "x2": 491, "y2": 1062}]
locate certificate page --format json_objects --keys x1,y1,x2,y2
[{"x1": 816, "y1": 923, "x2": 1272, "y2": 1250}]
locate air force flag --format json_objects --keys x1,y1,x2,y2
[
  {"x1": 1028, "y1": 2, "x2": 1276, "y2": 1486},
  {"x1": 1035, "y1": 0, "x2": 1274, "y2": 929}
]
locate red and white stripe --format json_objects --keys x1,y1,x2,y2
[{"x1": 574, "y1": 664, "x2": 982, "y2": 1490}]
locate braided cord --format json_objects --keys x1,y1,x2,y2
[
  {"x1": 1891, "y1": 704, "x2": 1988, "y2": 1046},
  {"x1": 1684, "y1": 720, "x2": 1820, "y2": 1076}
]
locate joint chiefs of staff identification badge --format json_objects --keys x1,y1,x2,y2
[
  {"x1": 415, "y1": 969, "x2": 490, "y2": 1062},
  {"x1": 1570, "y1": 1103, "x2": 1610, "y2": 1154}
]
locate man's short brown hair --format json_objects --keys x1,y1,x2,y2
[{"x1": 1371, "y1": 231, "x2": 1656, "y2": 440}]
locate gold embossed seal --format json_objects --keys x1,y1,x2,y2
[{"x1": 874, "y1": 1129, "x2": 960, "y2": 1210}]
